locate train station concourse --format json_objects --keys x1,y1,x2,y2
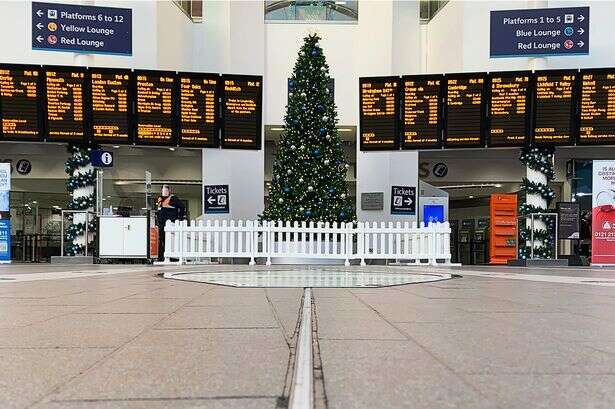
[{"x1": 2, "y1": 1, "x2": 615, "y2": 408}]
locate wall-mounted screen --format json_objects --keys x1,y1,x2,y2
[
  {"x1": 44, "y1": 66, "x2": 87, "y2": 143},
  {"x1": 179, "y1": 73, "x2": 219, "y2": 148},
  {"x1": 532, "y1": 70, "x2": 577, "y2": 146},
  {"x1": 134, "y1": 70, "x2": 177, "y2": 146},
  {"x1": 90, "y1": 68, "x2": 132, "y2": 144},
  {"x1": 401, "y1": 75, "x2": 442, "y2": 150},
  {"x1": 578, "y1": 69, "x2": 615, "y2": 145},
  {"x1": 488, "y1": 71, "x2": 531, "y2": 147},
  {"x1": 443, "y1": 73, "x2": 486, "y2": 148},
  {"x1": 359, "y1": 76, "x2": 400, "y2": 150},
  {"x1": 0, "y1": 65, "x2": 43, "y2": 141},
  {"x1": 221, "y1": 75, "x2": 262, "y2": 149}
]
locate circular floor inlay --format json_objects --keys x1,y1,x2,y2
[{"x1": 164, "y1": 269, "x2": 452, "y2": 288}]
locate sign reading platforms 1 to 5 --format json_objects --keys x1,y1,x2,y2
[
  {"x1": 490, "y1": 7, "x2": 589, "y2": 58},
  {"x1": 221, "y1": 75, "x2": 262, "y2": 150},
  {"x1": 359, "y1": 77, "x2": 399, "y2": 150},
  {"x1": 578, "y1": 69, "x2": 615, "y2": 145},
  {"x1": 0, "y1": 65, "x2": 43, "y2": 141},
  {"x1": 203, "y1": 185, "x2": 229, "y2": 214},
  {"x1": 32, "y1": 2, "x2": 132, "y2": 55}
]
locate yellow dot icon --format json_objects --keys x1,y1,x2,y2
[{"x1": 48, "y1": 22, "x2": 57, "y2": 31}]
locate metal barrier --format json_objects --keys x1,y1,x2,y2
[{"x1": 163, "y1": 219, "x2": 452, "y2": 266}]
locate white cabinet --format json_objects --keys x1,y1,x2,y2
[{"x1": 99, "y1": 216, "x2": 148, "y2": 258}]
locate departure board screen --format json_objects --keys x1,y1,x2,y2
[
  {"x1": 444, "y1": 74, "x2": 486, "y2": 148},
  {"x1": 179, "y1": 73, "x2": 219, "y2": 148},
  {"x1": 221, "y1": 75, "x2": 262, "y2": 149},
  {"x1": 359, "y1": 77, "x2": 399, "y2": 151},
  {"x1": 488, "y1": 72, "x2": 531, "y2": 147},
  {"x1": 90, "y1": 68, "x2": 132, "y2": 144},
  {"x1": 401, "y1": 75, "x2": 442, "y2": 149},
  {"x1": 533, "y1": 70, "x2": 576, "y2": 146},
  {"x1": 44, "y1": 67, "x2": 86, "y2": 142},
  {"x1": 578, "y1": 69, "x2": 615, "y2": 145},
  {"x1": 135, "y1": 70, "x2": 177, "y2": 145},
  {"x1": 0, "y1": 65, "x2": 42, "y2": 141}
]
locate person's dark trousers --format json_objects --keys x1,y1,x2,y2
[{"x1": 158, "y1": 228, "x2": 165, "y2": 262}]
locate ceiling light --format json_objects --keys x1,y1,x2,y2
[
  {"x1": 468, "y1": 195, "x2": 474, "y2": 199},
  {"x1": 270, "y1": 127, "x2": 285, "y2": 131},
  {"x1": 338, "y1": 128, "x2": 353, "y2": 132},
  {"x1": 113, "y1": 145, "x2": 120, "y2": 149},
  {"x1": 169, "y1": 147, "x2": 176, "y2": 151},
  {"x1": 494, "y1": 183, "x2": 502, "y2": 188}
]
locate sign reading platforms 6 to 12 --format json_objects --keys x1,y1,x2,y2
[
  {"x1": 490, "y1": 7, "x2": 589, "y2": 58},
  {"x1": 32, "y1": 2, "x2": 132, "y2": 55}
]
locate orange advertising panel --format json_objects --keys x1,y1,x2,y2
[{"x1": 490, "y1": 194, "x2": 518, "y2": 264}]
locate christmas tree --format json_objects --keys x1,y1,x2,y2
[{"x1": 262, "y1": 33, "x2": 355, "y2": 223}]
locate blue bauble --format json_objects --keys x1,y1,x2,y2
[
  {"x1": 301, "y1": 105, "x2": 307, "y2": 112},
  {"x1": 329, "y1": 187, "x2": 336, "y2": 194},
  {"x1": 283, "y1": 187, "x2": 291, "y2": 193},
  {"x1": 339, "y1": 211, "x2": 346, "y2": 220},
  {"x1": 316, "y1": 104, "x2": 324, "y2": 113},
  {"x1": 286, "y1": 206, "x2": 292, "y2": 212},
  {"x1": 319, "y1": 128, "x2": 326, "y2": 136},
  {"x1": 289, "y1": 79, "x2": 295, "y2": 89},
  {"x1": 311, "y1": 49, "x2": 318, "y2": 57},
  {"x1": 305, "y1": 209, "x2": 312, "y2": 217},
  {"x1": 313, "y1": 148, "x2": 321, "y2": 157}
]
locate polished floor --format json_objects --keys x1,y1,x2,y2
[{"x1": 1, "y1": 263, "x2": 615, "y2": 408}]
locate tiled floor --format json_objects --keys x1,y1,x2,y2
[{"x1": 1, "y1": 263, "x2": 615, "y2": 408}]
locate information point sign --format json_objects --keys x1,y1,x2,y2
[
  {"x1": 32, "y1": 2, "x2": 132, "y2": 55},
  {"x1": 490, "y1": 7, "x2": 589, "y2": 58}
]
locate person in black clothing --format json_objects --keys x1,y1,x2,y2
[{"x1": 156, "y1": 184, "x2": 186, "y2": 261}]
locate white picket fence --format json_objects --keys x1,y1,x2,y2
[{"x1": 163, "y1": 219, "x2": 452, "y2": 266}]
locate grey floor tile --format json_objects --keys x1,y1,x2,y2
[
  {"x1": 0, "y1": 348, "x2": 112, "y2": 409},
  {"x1": 36, "y1": 397, "x2": 279, "y2": 409},
  {"x1": 465, "y1": 374, "x2": 615, "y2": 409},
  {"x1": 155, "y1": 305, "x2": 278, "y2": 329},
  {"x1": 80, "y1": 298, "x2": 188, "y2": 314}
]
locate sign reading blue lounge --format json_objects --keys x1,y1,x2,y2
[
  {"x1": 31, "y1": 2, "x2": 132, "y2": 55},
  {"x1": 490, "y1": 7, "x2": 589, "y2": 58}
]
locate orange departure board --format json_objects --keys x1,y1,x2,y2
[
  {"x1": 90, "y1": 68, "x2": 132, "y2": 144},
  {"x1": 359, "y1": 77, "x2": 399, "y2": 150},
  {"x1": 578, "y1": 69, "x2": 615, "y2": 145},
  {"x1": 444, "y1": 73, "x2": 486, "y2": 148},
  {"x1": 401, "y1": 75, "x2": 442, "y2": 149},
  {"x1": 44, "y1": 66, "x2": 86, "y2": 142},
  {"x1": 179, "y1": 73, "x2": 219, "y2": 148},
  {"x1": 532, "y1": 70, "x2": 576, "y2": 146},
  {"x1": 0, "y1": 64, "x2": 43, "y2": 141},
  {"x1": 134, "y1": 70, "x2": 177, "y2": 146},
  {"x1": 221, "y1": 75, "x2": 262, "y2": 149},
  {"x1": 488, "y1": 72, "x2": 531, "y2": 147}
]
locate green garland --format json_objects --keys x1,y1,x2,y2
[
  {"x1": 64, "y1": 144, "x2": 97, "y2": 256},
  {"x1": 518, "y1": 147, "x2": 556, "y2": 260}
]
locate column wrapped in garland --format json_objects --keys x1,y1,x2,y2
[
  {"x1": 64, "y1": 144, "x2": 97, "y2": 256},
  {"x1": 518, "y1": 147, "x2": 556, "y2": 259}
]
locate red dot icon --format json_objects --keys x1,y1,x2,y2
[
  {"x1": 47, "y1": 34, "x2": 57, "y2": 45},
  {"x1": 564, "y1": 40, "x2": 574, "y2": 49}
]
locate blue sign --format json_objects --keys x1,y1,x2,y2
[
  {"x1": 90, "y1": 150, "x2": 114, "y2": 168},
  {"x1": 32, "y1": 2, "x2": 132, "y2": 55},
  {"x1": 0, "y1": 220, "x2": 10, "y2": 263},
  {"x1": 424, "y1": 204, "x2": 445, "y2": 225},
  {"x1": 490, "y1": 7, "x2": 589, "y2": 58}
]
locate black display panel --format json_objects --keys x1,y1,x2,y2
[
  {"x1": 44, "y1": 66, "x2": 87, "y2": 143},
  {"x1": 532, "y1": 70, "x2": 577, "y2": 146},
  {"x1": 0, "y1": 64, "x2": 43, "y2": 141},
  {"x1": 488, "y1": 71, "x2": 531, "y2": 147},
  {"x1": 401, "y1": 75, "x2": 442, "y2": 150},
  {"x1": 359, "y1": 76, "x2": 399, "y2": 151},
  {"x1": 90, "y1": 68, "x2": 132, "y2": 144},
  {"x1": 443, "y1": 73, "x2": 486, "y2": 148},
  {"x1": 578, "y1": 69, "x2": 615, "y2": 145},
  {"x1": 179, "y1": 72, "x2": 219, "y2": 148},
  {"x1": 221, "y1": 75, "x2": 262, "y2": 149},
  {"x1": 134, "y1": 70, "x2": 177, "y2": 146}
]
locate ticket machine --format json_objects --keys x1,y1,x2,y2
[{"x1": 459, "y1": 219, "x2": 474, "y2": 265}]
